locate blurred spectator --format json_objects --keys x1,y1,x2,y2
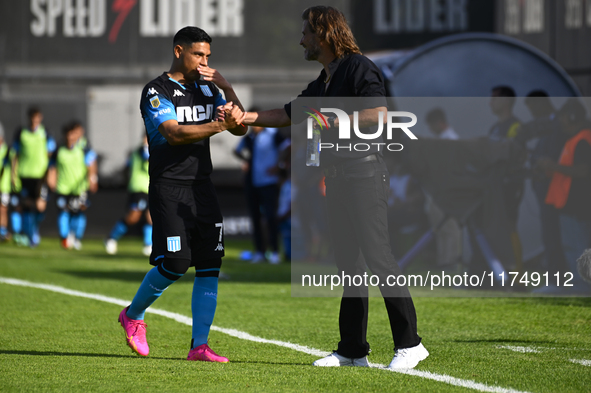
[
  {"x1": 276, "y1": 142, "x2": 292, "y2": 261},
  {"x1": 541, "y1": 98, "x2": 591, "y2": 293},
  {"x1": 12, "y1": 107, "x2": 56, "y2": 247},
  {"x1": 520, "y1": 91, "x2": 568, "y2": 277},
  {"x1": 0, "y1": 120, "x2": 9, "y2": 241},
  {"x1": 425, "y1": 108, "x2": 459, "y2": 140},
  {"x1": 385, "y1": 159, "x2": 428, "y2": 260},
  {"x1": 424, "y1": 108, "x2": 462, "y2": 266},
  {"x1": 105, "y1": 136, "x2": 152, "y2": 256},
  {"x1": 488, "y1": 86, "x2": 524, "y2": 270},
  {"x1": 488, "y1": 86, "x2": 521, "y2": 141},
  {"x1": 47, "y1": 121, "x2": 98, "y2": 250},
  {"x1": 290, "y1": 129, "x2": 328, "y2": 262},
  {"x1": 234, "y1": 117, "x2": 286, "y2": 264}
]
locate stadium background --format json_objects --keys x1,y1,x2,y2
[{"x1": 0, "y1": 0, "x2": 589, "y2": 238}]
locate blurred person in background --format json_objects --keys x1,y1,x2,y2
[
  {"x1": 0, "y1": 120, "x2": 10, "y2": 241},
  {"x1": 385, "y1": 158, "x2": 428, "y2": 260},
  {"x1": 233, "y1": 113, "x2": 286, "y2": 264},
  {"x1": 425, "y1": 108, "x2": 459, "y2": 140},
  {"x1": 424, "y1": 108, "x2": 462, "y2": 267},
  {"x1": 105, "y1": 136, "x2": 152, "y2": 256},
  {"x1": 487, "y1": 86, "x2": 524, "y2": 271},
  {"x1": 540, "y1": 98, "x2": 591, "y2": 293},
  {"x1": 276, "y1": 140, "x2": 292, "y2": 262},
  {"x1": 518, "y1": 91, "x2": 567, "y2": 280},
  {"x1": 11, "y1": 107, "x2": 56, "y2": 247},
  {"x1": 47, "y1": 121, "x2": 98, "y2": 250}
]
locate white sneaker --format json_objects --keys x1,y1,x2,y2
[
  {"x1": 250, "y1": 252, "x2": 265, "y2": 264},
  {"x1": 105, "y1": 239, "x2": 118, "y2": 255},
  {"x1": 313, "y1": 352, "x2": 369, "y2": 367},
  {"x1": 388, "y1": 343, "x2": 429, "y2": 369},
  {"x1": 142, "y1": 245, "x2": 152, "y2": 257},
  {"x1": 268, "y1": 252, "x2": 281, "y2": 265},
  {"x1": 72, "y1": 239, "x2": 83, "y2": 250}
]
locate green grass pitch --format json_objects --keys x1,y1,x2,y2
[{"x1": 1, "y1": 238, "x2": 590, "y2": 392}]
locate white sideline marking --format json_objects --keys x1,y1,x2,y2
[
  {"x1": 0, "y1": 277, "x2": 531, "y2": 393},
  {"x1": 569, "y1": 359, "x2": 591, "y2": 366},
  {"x1": 497, "y1": 346, "x2": 541, "y2": 354}
]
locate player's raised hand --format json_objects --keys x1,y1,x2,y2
[{"x1": 198, "y1": 66, "x2": 231, "y2": 90}]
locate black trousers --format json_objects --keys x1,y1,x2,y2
[{"x1": 324, "y1": 158, "x2": 421, "y2": 358}]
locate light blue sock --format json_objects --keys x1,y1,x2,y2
[
  {"x1": 10, "y1": 211, "x2": 22, "y2": 234},
  {"x1": 0, "y1": 226, "x2": 7, "y2": 237},
  {"x1": 126, "y1": 266, "x2": 180, "y2": 320},
  {"x1": 191, "y1": 276, "x2": 219, "y2": 349},
  {"x1": 109, "y1": 220, "x2": 128, "y2": 240},
  {"x1": 31, "y1": 212, "x2": 44, "y2": 244},
  {"x1": 22, "y1": 212, "x2": 33, "y2": 239},
  {"x1": 58, "y1": 211, "x2": 70, "y2": 239},
  {"x1": 143, "y1": 224, "x2": 153, "y2": 246},
  {"x1": 72, "y1": 213, "x2": 87, "y2": 239}
]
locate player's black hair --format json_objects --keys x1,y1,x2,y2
[
  {"x1": 525, "y1": 90, "x2": 554, "y2": 116},
  {"x1": 425, "y1": 107, "x2": 446, "y2": 124},
  {"x1": 27, "y1": 107, "x2": 42, "y2": 118},
  {"x1": 558, "y1": 98, "x2": 587, "y2": 125},
  {"x1": 491, "y1": 85, "x2": 516, "y2": 97},
  {"x1": 526, "y1": 90, "x2": 548, "y2": 98},
  {"x1": 173, "y1": 26, "x2": 212, "y2": 47},
  {"x1": 63, "y1": 120, "x2": 82, "y2": 135}
]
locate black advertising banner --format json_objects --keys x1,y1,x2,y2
[
  {"x1": 350, "y1": 0, "x2": 495, "y2": 51},
  {"x1": 0, "y1": 0, "x2": 346, "y2": 68}
]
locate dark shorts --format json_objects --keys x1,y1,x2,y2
[
  {"x1": 128, "y1": 192, "x2": 149, "y2": 212},
  {"x1": 56, "y1": 193, "x2": 89, "y2": 213},
  {"x1": 20, "y1": 178, "x2": 48, "y2": 201},
  {"x1": 149, "y1": 179, "x2": 225, "y2": 267}
]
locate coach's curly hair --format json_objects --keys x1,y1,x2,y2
[{"x1": 302, "y1": 6, "x2": 361, "y2": 58}]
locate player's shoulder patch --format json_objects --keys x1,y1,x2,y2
[{"x1": 149, "y1": 95, "x2": 161, "y2": 108}]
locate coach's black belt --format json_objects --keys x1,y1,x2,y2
[{"x1": 323, "y1": 154, "x2": 378, "y2": 179}]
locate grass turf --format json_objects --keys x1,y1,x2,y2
[{"x1": 0, "y1": 238, "x2": 590, "y2": 392}]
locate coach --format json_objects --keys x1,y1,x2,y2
[{"x1": 242, "y1": 6, "x2": 428, "y2": 369}]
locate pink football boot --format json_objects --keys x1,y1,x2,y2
[
  {"x1": 187, "y1": 344, "x2": 229, "y2": 363},
  {"x1": 118, "y1": 307, "x2": 149, "y2": 356}
]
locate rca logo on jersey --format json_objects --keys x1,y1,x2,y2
[
  {"x1": 177, "y1": 104, "x2": 214, "y2": 123},
  {"x1": 200, "y1": 85, "x2": 214, "y2": 97},
  {"x1": 214, "y1": 243, "x2": 224, "y2": 251},
  {"x1": 173, "y1": 89, "x2": 185, "y2": 97},
  {"x1": 167, "y1": 236, "x2": 181, "y2": 253},
  {"x1": 204, "y1": 292, "x2": 217, "y2": 297},
  {"x1": 149, "y1": 96, "x2": 160, "y2": 108},
  {"x1": 147, "y1": 87, "x2": 159, "y2": 96}
]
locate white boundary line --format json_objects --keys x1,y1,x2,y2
[{"x1": 0, "y1": 277, "x2": 531, "y2": 393}]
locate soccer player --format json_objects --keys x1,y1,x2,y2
[
  {"x1": 105, "y1": 136, "x2": 153, "y2": 256},
  {"x1": 241, "y1": 6, "x2": 428, "y2": 369},
  {"x1": 47, "y1": 121, "x2": 98, "y2": 250},
  {"x1": 118, "y1": 26, "x2": 246, "y2": 362},
  {"x1": 0, "y1": 121, "x2": 10, "y2": 241},
  {"x1": 11, "y1": 107, "x2": 56, "y2": 246}
]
